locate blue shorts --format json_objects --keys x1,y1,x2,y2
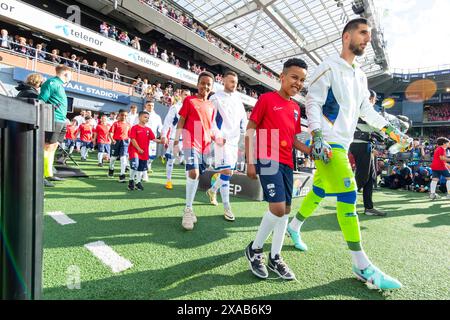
[
  {"x1": 256, "y1": 160, "x2": 293, "y2": 206},
  {"x1": 64, "y1": 139, "x2": 75, "y2": 148},
  {"x1": 185, "y1": 148, "x2": 208, "y2": 175},
  {"x1": 130, "y1": 158, "x2": 148, "y2": 172},
  {"x1": 80, "y1": 141, "x2": 91, "y2": 148},
  {"x1": 111, "y1": 140, "x2": 129, "y2": 158},
  {"x1": 432, "y1": 170, "x2": 450, "y2": 179},
  {"x1": 97, "y1": 143, "x2": 111, "y2": 154}
]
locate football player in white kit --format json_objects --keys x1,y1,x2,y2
[
  {"x1": 135, "y1": 100, "x2": 162, "y2": 181},
  {"x1": 161, "y1": 89, "x2": 191, "y2": 190},
  {"x1": 207, "y1": 71, "x2": 248, "y2": 221}
]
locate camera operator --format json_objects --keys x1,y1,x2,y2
[{"x1": 349, "y1": 90, "x2": 386, "y2": 216}]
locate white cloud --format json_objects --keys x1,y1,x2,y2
[{"x1": 374, "y1": 0, "x2": 450, "y2": 70}]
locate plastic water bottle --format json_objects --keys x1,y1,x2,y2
[{"x1": 389, "y1": 137, "x2": 413, "y2": 154}]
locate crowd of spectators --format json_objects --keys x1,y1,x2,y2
[
  {"x1": 377, "y1": 137, "x2": 449, "y2": 193},
  {"x1": 424, "y1": 104, "x2": 450, "y2": 122},
  {"x1": 138, "y1": 0, "x2": 280, "y2": 83}
]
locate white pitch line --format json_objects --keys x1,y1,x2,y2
[
  {"x1": 84, "y1": 241, "x2": 133, "y2": 273},
  {"x1": 47, "y1": 211, "x2": 77, "y2": 225}
]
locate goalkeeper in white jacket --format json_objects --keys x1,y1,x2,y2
[{"x1": 286, "y1": 18, "x2": 411, "y2": 290}]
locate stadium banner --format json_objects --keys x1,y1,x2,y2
[
  {"x1": 425, "y1": 93, "x2": 441, "y2": 104},
  {"x1": 199, "y1": 170, "x2": 314, "y2": 201},
  {"x1": 393, "y1": 69, "x2": 450, "y2": 78},
  {"x1": 441, "y1": 93, "x2": 450, "y2": 102},
  {"x1": 13, "y1": 67, "x2": 130, "y2": 104},
  {"x1": 0, "y1": 0, "x2": 256, "y2": 106}
]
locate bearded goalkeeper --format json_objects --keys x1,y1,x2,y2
[{"x1": 286, "y1": 18, "x2": 411, "y2": 290}]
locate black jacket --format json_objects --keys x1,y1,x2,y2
[{"x1": 15, "y1": 82, "x2": 39, "y2": 103}]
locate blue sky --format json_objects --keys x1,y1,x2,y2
[{"x1": 374, "y1": 0, "x2": 450, "y2": 71}]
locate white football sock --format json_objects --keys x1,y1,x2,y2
[
  {"x1": 430, "y1": 180, "x2": 438, "y2": 194},
  {"x1": 351, "y1": 250, "x2": 371, "y2": 270},
  {"x1": 166, "y1": 158, "x2": 174, "y2": 181},
  {"x1": 129, "y1": 169, "x2": 136, "y2": 182},
  {"x1": 211, "y1": 177, "x2": 223, "y2": 193},
  {"x1": 447, "y1": 180, "x2": 450, "y2": 195},
  {"x1": 135, "y1": 171, "x2": 143, "y2": 183},
  {"x1": 186, "y1": 176, "x2": 199, "y2": 209},
  {"x1": 271, "y1": 215, "x2": 289, "y2": 259},
  {"x1": 97, "y1": 152, "x2": 103, "y2": 164},
  {"x1": 220, "y1": 180, "x2": 231, "y2": 210},
  {"x1": 120, "y1": 156, "x2": 127, "y2": 175},
  {"x1": 69, "y1": 146, "x2": 74, "y2": 155},
  {"x1": 289, "y1": 217, "x2": 304, "y2": 233},
  {"x1": 109, "y1": 156, "x2": 117, "y2": 170},
  {"x1": 81, "y1": 146, "x2": 87, "y2": 158},
  {"x1": 252, "y1": 211, "x2": 283, "y2": 250}
]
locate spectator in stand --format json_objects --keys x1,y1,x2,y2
[
  {"x1": 134, "y1": 77, "x2": 143, "y2": 95},
  {"x1": 100, "y1": 63, "x2": 109, "y2": 78},
  {"x1": 112, "y1": 67, "x2": 121, "y2": 82},
  {"x1": 141, "y1": 78, "x2": 149, "y2": 95},
  {"x1": 66, "y1": 54, "x2": 79, "y2": 70},
  {"x1": 15, "y1": 37, "x2": 29, "y2": 56},
  {"x1": 91, "y1": 61, "x2": 100, "y2": 76},
  {"x1": 46, "y1": 49, "x2": 60, "y2": 64},
  {"x1": 186, "y1": 60, "x2": 191, "y2": 70},
  {"x1": 34, "y1": 43, "x2": 46, "y2": 61},
  {"x1": 161, "y1": 49, "x2": 169, "y2": 62},
  {"x1": 131, "y1": 36, "x2": 141, "y2": 51},
  {"x1": 148, "y1": 42, "x2": 158, "y2": 57},
  {"x1": 175, "y1": 59, "x2": 180, "y2": 67},
  {"x1": 108, "y1": 25, "x2": 118, "y2": 40},
  {"x1": 118, "y1": 31, "x2": 131, "y2": 46},
  {"x1": 154, "y1": 82, "x2": 164, "y2": 101},
  {"x1": 1, "y1": 29, "x2": 13, "y2": 50},
  {"x1": 169, "y1": 52, "x2": 176, "y2": 64},
  {"x1": 80, "y1": 59, "x2": 90, "y2": 72},
  {"x1": 100, "y1": 22, "x2": 109, "y2": 37}
]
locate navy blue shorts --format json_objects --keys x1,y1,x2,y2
[
  {"x1": 97, "y1": 143, "x2": 111, "y2": 154},
  {"x1": 111, "y1": 140, "x2": 129, "y2": 158},
  {"x1": 130, "y1": 158, "x2": 148, "y2": 172},
  {"x1": 80, "y1": 141, "x2": 92, "y2": 148},
  {"x1": 64, "y1": 139, "x2": 75, "y2": 148},
  {"x1": 185, "y1": 148, "x2": 208, "y2": 175},
  {"x1": 256, "y1": 160, "x2": 294, "y2": 206},
  {"x1": 432, "y1": 169, "x2": 450, "y2": 179}
]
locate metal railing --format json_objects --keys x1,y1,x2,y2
[
  {"x1": 0, "y1": 40, "x2": 139, "y2": 95},
  {"x1": 0, "y1": 96, "x2": 54, "y2": 300},
  {"x1": 393, "y1": 64, "x2": 450, "y2": 75}
]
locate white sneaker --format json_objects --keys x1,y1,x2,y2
[
  {"x1": 446, "y1": 194, "x2": 450, "y2": 200},
  {"x1": 429, "y1": 193, "x2": 440, "y2": 200},
  {"x1": 206, "y1": 188, "x2": 218, "y2": 206},
  {"x1": 182, "y1": 207, "x2": 195, "y2": 230},
  {"x1": 142, "y1": 171, "x2": 149, "y2": 182},
  {"x1": 224, "y1": 208, "x2": 235, "y2": 222}
]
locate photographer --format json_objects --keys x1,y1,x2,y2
[{"x1": 349, "y1": 90, "x2": 386, "y2": 216}]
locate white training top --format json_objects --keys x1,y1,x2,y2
[
  {"x1": 306, "y1": 55, "x2": 388, "y2": 150},
  {"x1": 161, "y1": 101, "x2": 183, "y2": 140},
  {"x1": 209, "y1": 90, "x2": 248, "y2": 146},
  {"x1": 127, "y1": 112, "x2": 139, "y2": 127}
]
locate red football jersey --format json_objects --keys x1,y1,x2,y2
[
  {"x1": 128, "y1": 124, "x2": 156, "y2": 160},
  {"x1": 95, "y1": 124, "x2": 111, "y2": 144},
  {"x1": 78, "y1": 123, "x2": 93, "y2": 142},
  {"x1": 249, "y1": 91, "x2": 301, "y2": 169},
  {"x1": 178, "y1": 95, "x2": 215, "y2": 153},
  {"x1": 431, "y1": 146, "x2": 447, "y2": 171},
  {"x1": 109, "y1": 121, "x2": 130, "y2": 141},
  {"x1": 65, "y1": 124, "x2": 77, "y2": 140}
]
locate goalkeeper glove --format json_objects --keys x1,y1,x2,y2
[
  {"x1": 311, "y1": 129, "x2": 332, "y2": 164},
  {"x1": 382, "y1": 125, "x2": 412, "y2": 151}
]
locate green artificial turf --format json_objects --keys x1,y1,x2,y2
[{"x1": 42, "y1": 156, "x2": 450, "y2": 300}]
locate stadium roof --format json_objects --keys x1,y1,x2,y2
[{"x1": 173, "y1": 0, "x2": 389, "y2": 79}]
